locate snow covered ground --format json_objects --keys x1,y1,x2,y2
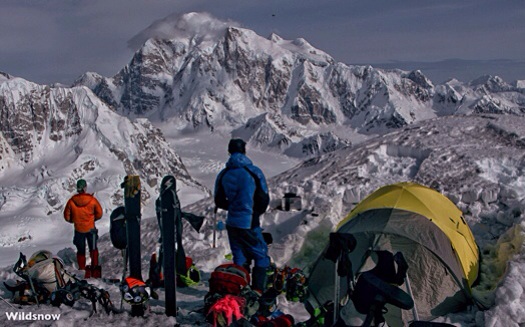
[
  {"x1": 158, "y1": 124, "x2": 302, "y2": 191},
  {"x1": 1, "y1": 114, "x2": 525, "y2": 326}
]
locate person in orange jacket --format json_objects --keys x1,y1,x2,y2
[{"x1": 64, "y1": 179, "x2": 103, "y2": 270}]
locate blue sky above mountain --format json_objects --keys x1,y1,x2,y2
[{"x1": 0, "y1": 0, "x2": 524, "y2": 84}]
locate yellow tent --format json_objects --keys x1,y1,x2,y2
[
  {"x1": 307, "y1": 182, "x2": 480, "y2": 325},
  {"x1": 338, "y1": 182, "x2": 479, "y2": 288}
]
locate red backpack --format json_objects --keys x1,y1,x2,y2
[{"x1": 209, "y1": 263, "x2": 250, "y2": 296}]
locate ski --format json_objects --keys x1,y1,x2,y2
[
  {"x1": 122, "y1": 175, "x2": 144, "y2": 317},
  {"x1": 159, "y1": 175, "x2": 180, "y2": 317}
]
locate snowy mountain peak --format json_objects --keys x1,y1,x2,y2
[
  {"x1": 0, "y1": 71, "x2": 13, "y2": 83},
  {"x1": 405, "y1": 69, "x2": 434, "y2": 89},
  {"x1": 269, "y1": 32, "x2": 283, "y2": 43},
  {"x1": 73, "y1": 71, "x2": 105, "y2": 89},
  {"x1": 470, "y1": 74, "x2": 512, "y2": 92}
]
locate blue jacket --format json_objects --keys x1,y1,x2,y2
[{"x1": 214, "y1": 153, "x2": 269, "y2": 229}]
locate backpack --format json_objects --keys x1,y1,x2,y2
[
  {"x1": 205, "y1": 263, "x2": 258, "y2": 326},
  {"x1": 209, "y1": 263, "x2": 251, "y2": 296},
  {"x1": 25, "y1": 250, "x2": 75, "y2": 294},
  {"x1": 215, "y1": 167, "x2": 269, "y2": 214},
  {"x1": 6, "y1": 250, "x2": 76, "y2": 304},
  {"x1": 110, "y1": 206, "x2": 127, "y2": 250}
]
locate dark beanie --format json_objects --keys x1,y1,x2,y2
[
  {"x1": 228, "y1": 138, "x2": 246, "y2": 154},
  {"x1": 76, "y1": 179, "x2": 87, "y2": 192}
]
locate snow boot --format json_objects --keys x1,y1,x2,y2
[
  {"x1": 251, "y1": 266, "x2": 269, "y2": 294},
  {"x1": 90, "y1": 249, "x2": 99, "y2": 266},
  {"x1": 77, "y1": 253, "x2": 86, "y2": 270},
  {"x1": 88, "y1": 249, "x2": 101, "y2": 278}
]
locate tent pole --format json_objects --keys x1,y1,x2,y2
[{"x1": 404, "y1": 275, "x2": 419, "y2": 321}]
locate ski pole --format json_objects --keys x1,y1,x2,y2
[
  {"x1": 0, "y1": 294, "x2": 19, "y2": 310},
  {"x1": 212, "y1": 207, "x2": 218, "y2": 248}
]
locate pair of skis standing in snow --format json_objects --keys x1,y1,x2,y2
[{"x1": 111, "y1": 174, "x2": 203, "y2": 317}]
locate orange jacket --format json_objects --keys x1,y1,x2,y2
[{"x1": 64, "y1": 193, "x2": 103, "y2": 233}]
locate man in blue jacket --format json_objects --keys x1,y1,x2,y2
[{"x1": 214, "y1": 138, "x2": 270, "y2": 293}]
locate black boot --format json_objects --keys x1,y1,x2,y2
[{"x1": 251, "y1": 266, "x2": 268, "y2": 293}]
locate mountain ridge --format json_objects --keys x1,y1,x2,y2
[{"x1": 70, "y1": 13, "x2": 524, "y2": 157}]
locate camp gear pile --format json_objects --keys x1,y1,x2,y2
[{"x1": 4, "y1": 250, "x2": 114, "y2": 315}]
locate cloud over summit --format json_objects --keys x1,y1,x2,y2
[{"x1": 127, "y1": 12, "x2": 241, "y2": 50}]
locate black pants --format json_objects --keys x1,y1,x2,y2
[{"x1": 73, "y1": 230, "x2": 97, "y2": 255}]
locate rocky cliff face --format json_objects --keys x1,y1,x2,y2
[
  {"x1": 0, "y1": 80, "x2": 82, "y2": 165},
  {"x1": 74, "y1": 13, "x2": 525, "y2": 158},
  {"x1": 0, "y1": 76, "x2": 208, "y2": 218}
]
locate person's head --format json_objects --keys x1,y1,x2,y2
[
  {"x1": 76, "y1": 179, "x2": 87, "y2": 193},
  {"x1": 228, "y1": 138, "x2": 246, "y2": 155}
]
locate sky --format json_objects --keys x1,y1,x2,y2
[{"x1": 0, "y1": 0, "x2": 524, "y2": 85}]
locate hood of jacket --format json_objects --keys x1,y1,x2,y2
[
  {"x1": 226, "y1": 153, "x2": 253, "y2": 169},
  {"x1": 71, "y1": 193, "x2": 95, "y2": 207}
]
